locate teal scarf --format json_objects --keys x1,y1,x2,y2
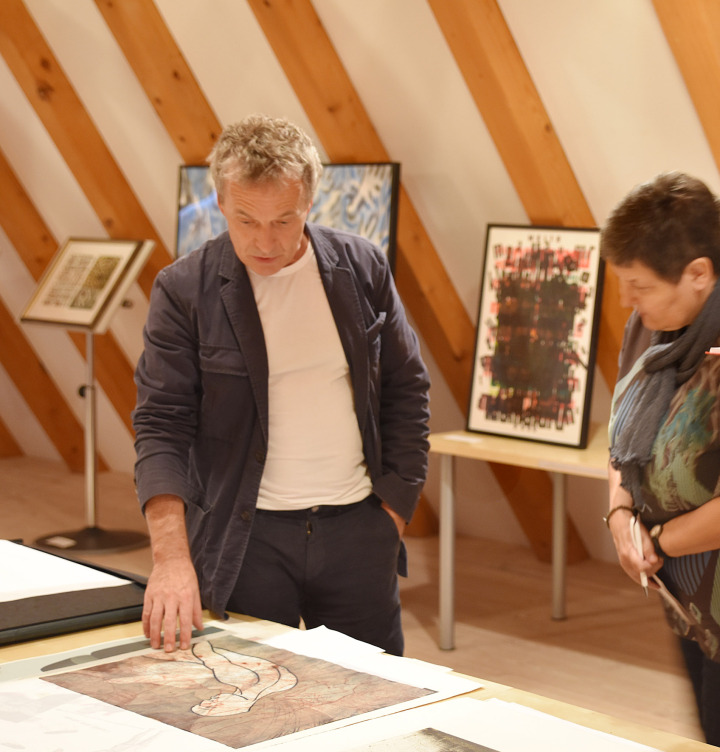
[{"x1": 610, "y1": 277, "x2": 720, "y2": 505}]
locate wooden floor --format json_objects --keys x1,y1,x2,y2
[{"x1": 2, "y1": 456, "x2": 705, "y2": 743}]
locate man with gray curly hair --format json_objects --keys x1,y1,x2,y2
[
  {"x1": 209, "y1": 115, "x2": 323, "y2": 203},
  {"x1": 133, "y1": 114, "x2": 430, "y2": 657}
]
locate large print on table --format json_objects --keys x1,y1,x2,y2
[
  {"x1": 176, "y1": 163, "x2": 400, "y2": 272},
  {"x1": 43, "y1": 633, "x2": 432, "y2": 749},
  {"x1": 467, "y1": 225, "x2": 604, "y2": 449}
]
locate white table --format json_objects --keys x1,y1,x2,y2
[
  {"x1": 2, "y1": 614, "x2": 713, "y2": 750},
  {"x1": 429, "y1": 423, "x2": 609, "y2": 650}
]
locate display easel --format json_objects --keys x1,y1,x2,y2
[{"x1": 21, "y1": 238, "x2": 156, "y2": 554}]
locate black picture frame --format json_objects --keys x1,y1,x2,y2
[
  {"x1": 466, "y1": 224, "x2": 604, "y2": 449},
  {"x1": 176, "y1": 162, "x2": 400, "y2": 273}
]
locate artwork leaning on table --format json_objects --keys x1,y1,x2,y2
[{"x1": 467, "y1": 224, "x2": 604, "y2": 449}]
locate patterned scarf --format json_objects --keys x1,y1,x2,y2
[{"x1": 610, "y1": 277, "x2": 720, "y2": 506}]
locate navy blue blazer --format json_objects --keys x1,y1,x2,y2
[{"x1": 133, "y1": 223, "x2": 430, "y2": 616}]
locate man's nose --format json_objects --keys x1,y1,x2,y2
[{"x1": 255, "y1": 226, "x2": 275, "y2": 253}]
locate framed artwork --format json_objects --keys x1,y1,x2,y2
[
  {"x1": 309, "y1": 162, "x2": 400, "y2": 271},
  {"x1": 467, "y1": 224, "x2": 604, "y2": 449},
  {"x1": 176, "y1": 165, "x2": 227, "y2": 259},
  {"x1": 21, "y1": 237, "x2": 155, "y2": 334},
  {"x1": 176, "y1": 162, "x2": 400, "y2": 271}
]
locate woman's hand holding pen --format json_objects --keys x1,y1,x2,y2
[{"x1": 608, "y1": 509, "x2": 662, "y2": 589}]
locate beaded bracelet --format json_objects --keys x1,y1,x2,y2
[{"x1": 603, "y1": 504, "x2": 636, "y2": 528}]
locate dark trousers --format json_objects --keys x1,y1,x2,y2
[
  {"x1": 679, "y1": 637, "x2": 720, "y2": 746},
  {"x1": 226, "y1": 495, "x2": 405, "y2": 656}
]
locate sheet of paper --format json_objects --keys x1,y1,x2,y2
[
  {"x1": 0, "y1": 540, "x2": 129, "y2": 602},
  {"x1": 260, "y1": 697, "x2": 662, "y2": 752},
  {"x1": 472, "y1": 699, "x2": 661, "y2": 752},
  {"x1": 252, "y1": 623, "x2": 477, "y2": 693},
  {"x1": 0, "y1": 620, "x2": 479, "y2": 751},
  {"x1": 261, "y1": 624, "x2": 383, "y2": 660},
  {"x1": 0, "y1": 678, "x2": 231, "y2": 752}
]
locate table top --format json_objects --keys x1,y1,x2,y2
[
  {"x1": 429, "y1": 421, "x2": 609, "y2": 480},
  {"x1": 469, "y1": 680, "x2": 713, "y2": 751},
  {"x1": 1, "y1": 617, "x2": 713, "y2": 750}
]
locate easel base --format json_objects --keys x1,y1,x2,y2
[{"x1": 35, "y1": 526, "x2": 149, "y2": 554}]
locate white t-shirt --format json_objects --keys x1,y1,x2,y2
[{"x1": 248, "y1": 242, "x2": 372, "y2": 510}]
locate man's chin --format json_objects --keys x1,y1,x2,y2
[{"x1": 249, "y1": 259, "x2": 280, "y2": 275}]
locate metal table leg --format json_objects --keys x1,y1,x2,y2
[
  {"x1": 551, "y1": 471, "x2": 567, "y2": 620},
  {"x1": 439, "y1": 453, "x2": 455, "y2": 649}
]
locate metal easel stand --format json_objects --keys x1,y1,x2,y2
[{"x1": 35, "y1": 331, "x2": 148, "y2": 554}]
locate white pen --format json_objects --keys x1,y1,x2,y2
[{"x1": 630, "y1": 515, "x2": 649, "y2": 596}]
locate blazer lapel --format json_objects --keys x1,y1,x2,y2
[
  {"x1": 312, "y1": 229, "x2": 369, "y2": 435},
  {"x1": 218, "y1": 244, "x2": 269, "y2": 442}
]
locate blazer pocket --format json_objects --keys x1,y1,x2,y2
[
  {"x1": 199, "y1": 343, "x2": 248, "y2": 376},
  {"x1": 198, "y1": 343, "x2": 250, "y2": 439},
  {"x1": 365, "y1": 312, "x2": 387, "y2": 344}
]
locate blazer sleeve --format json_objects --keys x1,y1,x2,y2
[{"x1": 132, "y1": 265, "x2": 201, "y2": 510}]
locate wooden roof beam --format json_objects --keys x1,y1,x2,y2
[
  {"x1": 428, "y1": 0, "x2": 613, "y2": 563},
  {"x1": 99, "y1": 0, "x2": 476, "y2": 409},
  {"x1": 92, "y1": 0, "x2": 221, "y2": 164},
  {"x1": 428, "y1": 0, "x2": 626, "y2": 392},
  {"x1": 245, "y1": 0, "x2": 476, "y2": 408},
  {"x1": 0, "y1": 415, "x2": 22, "y2": 459},
  {"x1": 0, "y1": 296, "x2": 96, "y2": 473},
  {"x1": 652, "y1": 0, "x2": 720, "y2": 176},
  {"x1": 0, "y1": 0, "x2": 173, "y2": 299}
]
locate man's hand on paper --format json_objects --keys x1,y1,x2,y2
[
  {"x1": 142, "y1": 554, "x2": 203, "y2": 652},
  {"x1": 142, "y1": 494, "x2": 203, "y2": 652}
]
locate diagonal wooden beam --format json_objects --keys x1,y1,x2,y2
[
  {"x1": 0, "y1": 296, "x2": 95, "y2": 473},
  {"x1": 0, "y1": 0, "x2": 172, "y2": 299},
  {"x1": 427, "y1": 0, "x2": 618, "y2": 563},
  {"x1": 429, "y1": 2, "x2": 592, "y2": 227},
  {"x1": 0, "y1": 147, "x2": 137, "y2": 435},
  {"x1": 0, "y1": 414, "x2": 22, "y2": 458},
  {"x1": 93, "y1": 0, "x2": 220, "y2": 163},
  {"x1": 95, "y1": 0, "x2": 475, "y2": 409},
  {"x1": 652, "y1": 0, "x2": 720, "y2": 176},
  {"x1": 246, "y1": 0, "x2": 476, "y2": 408},
  {"x1": 0, "y1": 0, "x2": 177, "y2": 468},
  {"x1": 428, "y1": 0, "x2": 625, "y2": 392}
]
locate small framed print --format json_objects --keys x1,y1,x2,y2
[
  {"x1": 21, "y1": 237, "x2": 155, "y2": 334},
  {"x1": 467, "y1": 224, "x2": 604, "y2": 448}
]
